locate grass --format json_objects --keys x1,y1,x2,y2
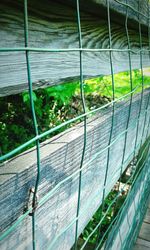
[
  {"x1": 84, "y1": 69, "x2": 150, "y2": 99},
  {"x1": 0, "y1": 68, "x2": 150, "y2": 157}
]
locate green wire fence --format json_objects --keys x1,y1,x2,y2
[{"x1": 0, "y1": 0, "x2": 150, "y2": 250}]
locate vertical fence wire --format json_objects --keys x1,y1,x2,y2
[
  {"x1": 0, "y1": 0, "x2": 150, "y2": 249},
  {"x1": 24, "y1": 0, "x2": 41, "y2": 249},
  {"x1": 95, "y1": 0, "x2": 115, "y2": 246},
  {"x1": 129, "y1": 177, "x2": 150, "y2": 249},
  {"x1": 122, "y1": 146, "x2": 150, "y2": 249},
  {"x1": 133, "y1": 0, "x2": 146, "y2": 214},
  {"x1": 95, "y1": 140, "x2": 150, "y2": 249},
  {"x1": 73, "y1": 0, "x2": 87, "y2": 249},
  {"x1": 104, "y1": 140, "x2": 150, "y2": 250},
  {"x1": 109, "y1": 2, "x2": 134, "y2": 246},
  {"x1": 114, "y1": 0, "x2": 133, "y2": 214},
  {"x1": 140, "y1": 0, "x2": 150, "y2": 146},
  {"x1": 133, "y1": 0, "x2": 145, "y2": 158}
]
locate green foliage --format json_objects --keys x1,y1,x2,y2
[
  {"x1": 0, "y1": 69, "x2": 150, "y2": 157},
  {"x1": 85, "y1": 69, "x2": 150, "y2": 99},
  {"x1": 0, "y1": 82, "x2": 80, "y2": 155},
  {"x1": 79, "y1": 188, "x2": 128, "y2": 248},
  {"x1": 44, "y1": 83, "x2": 79, "y2": 105},
  {"x1": 81, "y1": 190, "x2": 118, "y2": 245},
  {"x1": 22, "y1": 91, "x2": 37, "y2": 103},
  {"x1": 0, "y1": 69, "x2": 149, "y2": 247}
]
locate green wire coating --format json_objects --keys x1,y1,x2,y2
[
  {"x1": 112, "y1": 0, "x2": 133, "y2": 232},
  {"x1": 95, "y1": 0, "x2": 116, "y2": 245},
  {"x1": 104, "y1": 140, "x2": 150, "y2": 250},
  {"x1": 0, "y1": 48, "x2": 150, "y2": 53},
  {"x1": 114, "y1": 0, "x2": 149, "y2": 19},
  {"x1": 121, "y1": 157, "x2": 150, "y2": 250},
  {"x1": 0, "y1": 85, "x2": 141, "y2": 163},
  {"x1": 118, "y1": 0, "x2": 133, "y2": 181},
  {"x1": 84, "y1": 142, "x2": 150, "y2": 250},
  {"x1": 0, "y1": 0, "x2": 150, "y2": 249},
  {"x1": 0, "y1": 112, "x2": 148, "y2": 243},
  {"x1": 47, "y1": 138, "x2": 150, "y2": 250},
  {"x1": 140, "y1": 3, "x2": 150, "y2": 147},
  {"x1": 0, "y1": 139, "x2": 149, "y2": 248},
  {"x1": 24, "y1": 1, "x2": 41, "y2": 249},
  {"x1": 106, "y1": 112, "x2": 150, "y2": 249},
  {"x1": 73, "y1": 1, "x2": 87, "y2": 249},
  {"x1": 133, "y1": 0, "x2": 145, "y2": 159}
]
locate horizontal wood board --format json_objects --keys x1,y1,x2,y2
[
  {"x1": 0, "y1": 0, "x2": 150, "y2": 96},
  {"x1": 139, "y1": 223, "x2": 150, "y2": 242},
  {"x1": 133, "y1": 202, "x2": 150, "y2": 250},
  {"x1": 144, "y1": 208, "x2": 150, "y2": 224},
  {"x1": 60, "y1": 0, "x2": 150, "y2": 28},
  {"x1": 134, "y1": 238, "x2": 150, "y2": 249},
  {"x1": 0, "y1": 89, "x2": 150, "y2": 249},
  {"x1": 104, "y1": 148, "x2": 150, "y2": 250}
]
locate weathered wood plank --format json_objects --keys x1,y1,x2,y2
[
  {"x1": 0, "y1": 89, "x2": 150, "y2": 249},
  {"x1": 139, "y1": 222, "x2": 150, "y2": 242},
  {"x1": 133, "y1": 244, "x2": 150, "y2": 250},
  {"x1": 61, "y1": 0, "x2": 150, "y2": 28},
  {"x1": 101, "y1": 108, "x2": 150, "y2": 250},
  {"x1": 0, "y1": 0, "x2": 150, "y2": 96},
  {"x1": 144, "y1": 208, "x2": 150, "y2": 224},
  {"x1": 104, "y1": 156, "x2": 150, "y2": 250},
  {"x1": 133, "y1": 196, "x2": 150, "y2": 250},
  {"x1": 136, "y1": 238, "x2": 150, "y2": 248}
]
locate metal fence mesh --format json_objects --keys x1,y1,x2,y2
[{"x1": 0, "y1": 0, "x2": 150, "y2": 250}]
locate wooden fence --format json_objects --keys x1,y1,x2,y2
[
  {"x1": 0, "y1": 0, "x2": 150, "y2": 96},
  {"x1": 0, "y1": 0, "x2": 150, "y2": 249},
  {"x1": 0, "y1": 89, "x2": 150, "y2": 249},
  {"x1": 104, "y1": 144, "x2": 150, "y2": 250}
]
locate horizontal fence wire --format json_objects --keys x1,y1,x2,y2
[
  {"x1": 95, "y1": 0, "x2": 115, "y2": 246},
  {"x1": 0, "y1": 96, "x2": 149, "y2": 245},
  {"x1": 46, "y1": 136, "x2": 150, "y2": 250},
  {"x1": 114, "y1": 0, "x2": 149, "y2": 19},
  {"x1": 104, "y1": 141, "x2": 150, "y2": 249},
  {"x1": 0, "y1": 83, "x2": 144, "y2": 163},
  {"x1": 82, "y1": 140, "x2": 150, "y2": 250},
  {"x1": 112, "y1": 0, "x2": 133, "y2": 232},
  {"x1": 140, "y1": 0, "x2": 150, "y2": 149},
  {"x1": 0, "y1": 0, "x2": 150, "y2": 249},
  {"x1": 0, "y1": 48, "x2": 150, "y2": 53},
  {"x1": 0, "y1": 111, "x2": 150, "y2": 244},
  {"x1": 0, "y1": 134, "x2": 149, "y2": 244}
]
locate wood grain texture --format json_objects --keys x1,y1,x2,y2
[
  {"x1": 133, "y1": 244, "x2": 150, "y2": 250},
  {"x1": 133, "y1": 205, "x2": 150, "y2": 249},
  {"x1": 0, "y1": 89, "x2": 150, "y2": 250},
  {"x1": 104, "y1": 152, "x2": 150, "y2": 250},
  {"x1": 0, "y1": 0, "x2": 150, "y2": 96},
  {"x1": 136, "y1": 238, "x2": 150, "y2": 248},
  {"x1": 139, "y1": 223, "x2": 150, "y2": 242},
  {"x1": 60, "y1": 0, "x2": 150, "y2": 28},
  {"x1": 144, "y1": 208, "x2": 150, "y2": 224}
]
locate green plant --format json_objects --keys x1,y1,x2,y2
[
  {"x1": 0, "y1": 69, "x2": 149, "y2": 157},
  {"x1": 81, "y1": 190, "x2": 118, "y2": 245}
]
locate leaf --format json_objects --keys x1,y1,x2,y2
[
  {"x1": 32, "y1": 92, "x2": 37, "y2": 102},
  {"x1": 22, "y1": 91, "x2": 37, "y2": 103},
  {"x1": 22, "y1": 92, "x2": 30, "y2": 103}
]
